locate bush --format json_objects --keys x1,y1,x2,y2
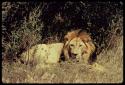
[
  {"x1": 2, "y1": 1, "x2": 123, "y2": 61},
  {"x1": 2, "y1": 2, "x2": 43, "y2": 61}
]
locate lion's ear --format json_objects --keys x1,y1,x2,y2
[
  {"x1": 64, "y1": 35, "x2": 69, "y2": 42},
  {"x1": 81, "y1": 36, "x2": 92, "y2": 42},
  {"x1": 64, "y1": 31, "x2": 77, "y2": 42},
  {"x1": 79, "y1": 32, "x2": 92, "y2": 42}
]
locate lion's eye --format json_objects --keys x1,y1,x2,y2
[
  {"x1": 79, "y1": 45, "x2": 82, "y2": 47},
  {"x1": 70, "y1": 44, "x2": 74, "y2": 47}
]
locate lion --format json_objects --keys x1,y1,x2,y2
[
  {"x1": 20, "y1": 44, "x2": 48, "y2": 65},
  {"x1": 45, "y1": 43, "x2": 64, "y2": 63},
  {"x1": 20, "y1": 43, "x2": 64, "y2": 66},
  {"x1": 63, "y1": 29, "x2": 96, "y2": 64}
]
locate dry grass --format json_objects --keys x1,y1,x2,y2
[
  {"x1": 2, "y1": 36, "x2": 123, "y2": 83},
  {"x1": 2, "y1": 2, "x2": 123, "y2": 84}
]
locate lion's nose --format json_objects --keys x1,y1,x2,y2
[{"x1": 71, "y1": 53, "x2": 78, "y2": 59}]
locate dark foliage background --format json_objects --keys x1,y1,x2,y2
[{"x1": 2, "y1": 1, "x2": 123, "y2": 61}]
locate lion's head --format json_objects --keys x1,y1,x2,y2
[
  {"x1": 68, "y1": 37, "x2": 88, "y2": 62},
  {"x1": 63, "y1": 29, "x2": 96, "y2": 64}
]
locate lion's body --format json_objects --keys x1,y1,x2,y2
[
  {"x1": 45, "y1": 43, "x2": 64, "y2": 63},
  {"x1": 20, "y1": 43, "x2": 64, "y2": 65}
]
